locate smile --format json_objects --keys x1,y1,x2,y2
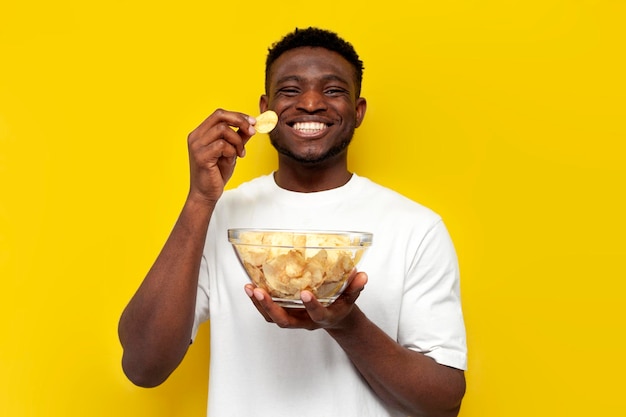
[{"x1": 292, "y1": 122, "x2": 328, "y2": 134}]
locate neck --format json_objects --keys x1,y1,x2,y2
[{"x1": 274, "y1": 158, "x2": 352, "y2": 193}]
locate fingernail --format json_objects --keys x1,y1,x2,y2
[
  {"x1": 253, "y1": 289, "x2": 264, "y2": 301},
  {"x1": 244, "y1": 286, "x2": 253, "y2": 297},
  {"x1": 300, "y1": 291, "x2": 312, "y2": 303}
]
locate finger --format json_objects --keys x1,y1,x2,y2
[
  {"x1": 190, "y1": 109, "x2": 255, "y2": 158},
  {"x1": 216, "y1": 153, "x2": 238, "y2": 182},
  {"x1": 300, "y1": 290, "x2": 327, "y2": 322},
  {"x1": 251, "y1": 288, "x2": 318, "y2": 329},
  {"x1": 338, "y1": 271, "x2": 368, "y2": 305},
  {"x1": 195, "y1": 109, "x2": 255, "y2": 137},
  {"x1": 206, "y1": 122, "x2": 249, "y2": 158},
  {"x1": 251, "y1": 288, "x2": 293, "y2": 327},
  {"x1": 189, "y1": 137, "x2": 239, "y2": 183},
  {"x1": 244, "y1": 284, "x2": 273, "y2": 323}
]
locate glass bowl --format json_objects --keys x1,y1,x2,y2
[{"x1": 228, "y1": 228, "x2": 373, "y2": 308}]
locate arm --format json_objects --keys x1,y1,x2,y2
[
  {"x1": 326, "y1": 304, "x2": 465, "y2": 417},
  {"x1": 245, "y1": 273, "x2": 465, "y2": 417},
  {"x1": 118, "y1": 109, "x2": 256, "y2": 387}
]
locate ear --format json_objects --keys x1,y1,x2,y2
[
  {"x1": 259, "y1": 95, "x2": 269, "y2": 113},
  {"x1": 355, "y1": 97, "x2": 367, "y2": 128}
]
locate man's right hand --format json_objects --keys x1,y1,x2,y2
[{"x1": 187, "y1": 108, "x2": 256, "y2": 205}]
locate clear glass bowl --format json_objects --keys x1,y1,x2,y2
[{"x1": 228, "y1": 228, "x2": 373, "y2": 308}]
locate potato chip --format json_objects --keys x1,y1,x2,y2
[{"x1": 255, "y1": 110, "x2": 278, "y2": 133}]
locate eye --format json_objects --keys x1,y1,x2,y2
[
  {"x1": 325, "y1": 87, "x2": 349, "y2": 96},
  {"x1": 277, "y1": 87, "x2": 300, "y2": 96}
]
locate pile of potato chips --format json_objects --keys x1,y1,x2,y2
[{"x1": 236, "y1": 231, "x2": 361, "y2": 300}]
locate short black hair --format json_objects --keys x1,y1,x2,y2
[{"x1": 265, "y1": 27, "x2": 364, "y2": 97}]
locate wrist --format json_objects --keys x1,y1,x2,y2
[
  {"x1": 326, "y1": 305, "x2": 364, "y2": 335},
  {"x1": 186, "y1": 189, "x2": 220, "y2": 210},
  {"x1": 179, "y1": 193, "x2": 216, "y2": 230}
]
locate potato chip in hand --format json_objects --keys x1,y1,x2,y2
[{"x1": 255, "y1": 110, "x2": 278, "y2": 133}]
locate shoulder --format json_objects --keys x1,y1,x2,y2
[
  {"x1": 220, "y1": 174, "x2": 274, "y2": 202},
  {"x1": 352, "y1": 175, "x2": 441, "y2": 224}
]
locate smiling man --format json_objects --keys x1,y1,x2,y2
[{"x1": 118, "y1": 27, "x2": 467, "y2": 417}]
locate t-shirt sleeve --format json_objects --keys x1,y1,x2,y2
[
  {"x1": 398, "y1": 219, "x2": 468, "y2": 370},
  {"x1": 191, "y1": 252, "x2": 211, "y2": 342}
]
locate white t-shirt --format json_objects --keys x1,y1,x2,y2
[{"x1": 192, "y1": 173, "x2": 467, "y2": 417}]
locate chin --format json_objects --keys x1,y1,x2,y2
[{"x1": 271, "y1": 136, "x2": 352, "y2": 165}]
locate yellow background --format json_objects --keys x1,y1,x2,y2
[{"x1": 2, "y1": 1, "x2": 625, "y2": 416}]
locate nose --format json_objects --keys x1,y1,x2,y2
[{"x1": 296, "y1": 89, "x2": 327, "y2": 113}]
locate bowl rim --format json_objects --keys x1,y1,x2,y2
[{"x1": 227, "y1": 228, "x2": 373, "y2": 248}]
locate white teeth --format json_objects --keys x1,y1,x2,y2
[{"x1": 293, "y1": 122, "x2": 327, "y2": 133}]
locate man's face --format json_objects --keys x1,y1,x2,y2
[{"x1": 260, "y1": 47, "x2": 366, "y2": 165}]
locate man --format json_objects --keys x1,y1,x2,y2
[{"x1": 118, "y1": 27, "x2": 467, "y2": 417}]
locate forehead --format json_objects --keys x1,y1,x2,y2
[{"x1": 267, "y1": 47, "x2": 356, "y2": 86}]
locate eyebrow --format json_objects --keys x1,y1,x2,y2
[{"x1": 274, "y1": 74, "x2": 351, "y2": 86}]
